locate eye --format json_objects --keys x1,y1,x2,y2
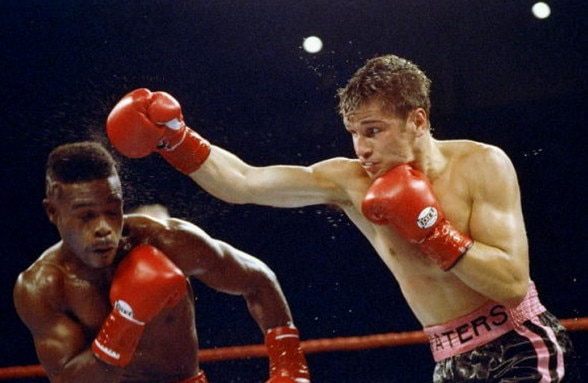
[
  {"x1": 365, "y1": 127, "x2": 380, "y2": 137},
  {"x1": 78, "y1": 211, "x2": 97, "y2": 222},
  {"x1": 107, "y1": 210, "x2": 122, "y2": 218}
]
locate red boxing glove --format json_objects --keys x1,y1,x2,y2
[
  {"x1": 265, "y1": 325, "x2": 310, "y2": 383},
  {"x1": 92, "y1": 245, "x2": 187, "y2": 366},
  {"x1": 361, "y1": 164, "x2": 473, "y2": 271},
  {"x1": 106, "y1": 88, "x2": 211, "y2": 175}
]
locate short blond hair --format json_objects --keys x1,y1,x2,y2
[{"x1": 337, "y1": 55, "x2": 431, "y2": 120}]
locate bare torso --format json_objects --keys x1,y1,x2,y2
[
  {"x1": 330, "y1": 140, "x2": 515, "y2": 326},
  {"x1": 193, "y1": 136, "x2": 528, "y2": 325},
  {"x1": 15, "y1": 217, "x2": 199, "y2": 383}
]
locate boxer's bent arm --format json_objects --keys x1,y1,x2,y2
[
  {"x1": 191, "y1": 145, "x2": 345, "y2": 208},
  {"x1": 35, "y1": 322, "x2": 122, "y2": 383},
  {"x1": 154, "y1": 217, "x2": 291, "y2": 330},
  {"x1": 450, "y1": 147, "x2": 530, "y2": 306},
  {"x1": 14, "y1": 268, "x2": 123, "y2": 383},
  {"x1": 217, "y1": 242, "x2": 293, "y2": 331},
  {"x1": 162, "y1": 222, "x2": 294, "y2": 331}
]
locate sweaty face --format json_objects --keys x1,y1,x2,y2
[
  {"x1": 344, "y1": 99, "x2": 420, "y2": 179},
  {"x1": 46, "y1": 176, "x2": 124, "y2": 268}
]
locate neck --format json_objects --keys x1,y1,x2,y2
[{"x1": 413, "y1": 135, "x2": 447, "y2": 180}]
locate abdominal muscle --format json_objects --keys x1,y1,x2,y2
[{"x1": 370, "y1": 227, "x2": 488, "y2": 327}]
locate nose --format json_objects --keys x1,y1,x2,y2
[
  {"x1": 94, "y1": 216, "x2": 113, "y2": 238},
  {"x1": 355, "y1": 136, "x2": 372, "y2": 159}
]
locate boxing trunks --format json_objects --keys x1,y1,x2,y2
[
  {"x1": 424, "y1": 281, "x2": 579, "y2": 382},
  {"x1": 177, "y1": 370, "x2": 208, "y2": 383}
]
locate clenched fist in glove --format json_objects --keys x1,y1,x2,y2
[
  {"x1": 92, "y1": 245, "x2": 187, "y2": 366},
  {"x1": 106, "y1": 88, "x2": 211, "y2": 175},
  {"x1": 265, "y1": 325, "x2": 310, "y2": 383},
  {"x1": 361, "y1": 164, "x2": 473, "y2": 271}
]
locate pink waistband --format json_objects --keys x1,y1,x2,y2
[{"x1": 424, "y1": 281, "x2": 546, "y2": 362}]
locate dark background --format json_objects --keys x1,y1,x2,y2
[{"x1": 1, "y1": 1, "x2": 587, "y2": 382}]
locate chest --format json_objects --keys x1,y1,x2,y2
[
  {"x1": 350, "y1": 165, "x2": 473, "y2": 270},
  {"x1": 430, "y1": 171, "x2": 472, "y2": 232},
  {"x1": 63, "y1": 275, "x2": 111, "y2": 330}
]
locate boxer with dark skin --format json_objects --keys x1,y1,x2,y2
[
  {"x1": 13, "y1": 142, "x2": 310, "y2": 383},
  {"x1": 105, "y1": 55, "x2": 579, "y2": 382}
]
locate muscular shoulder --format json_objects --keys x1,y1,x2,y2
[
  {"x1": 123, "y1": 214, "x2": 215, "y2": 270},
  {"x1": 124, "y1": 213, "x2": 162, "y2": 231},
  {"x1": 122, "y1": 214, "x2": 173, "y2": 244},
  {"x1": 310, "y1": 157, "x2": 370, "y2": 205},
  {"x1": 123, "y1": 214, "x2": 208, "y2": 242},
  {"x1": 14, "y1": 251, "x2": 67, "y2": 331},
  {"x1": 442, "y1": 140, "x2": 514, "y2": 175},
  {"x1": 15, "y1": 246, "x2": 67, "y2": 299},
  {"x1": 442, "y1": 140, "x2": 519, "y2": 200}
]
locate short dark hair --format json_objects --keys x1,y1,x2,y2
[
  {"x1": 45, "y1": 142, "x2": 118, "y2": 197},
  {"x1": 337, "y1": 54, "x2": 432, "y2": 120}
]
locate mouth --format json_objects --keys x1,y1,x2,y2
[
  {"x1": 361, "y1": 161, "x2": 380, "y2": 176},
  {"x1": 91, "y1": 243, "x2": 117, "y2": 257}
]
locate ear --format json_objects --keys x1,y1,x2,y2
[
  {"x1": 412, "y1": 108, "x2": 428, "y2": 137},
  {"x1": 43, "y1": 198, "x2": 57, "y2": 225}
]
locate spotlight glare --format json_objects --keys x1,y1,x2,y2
[
  {"x1": 303, "y1": 36, "x2": 323, "y2": 54},
  {"x1": 532, "y1": 2, "x2": 551, "y2": 19}
]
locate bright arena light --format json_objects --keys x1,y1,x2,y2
[
  {"x1": 303, "y1": 36, "x2": 323, "y2": 54},
  {"x1": 532, "y1": 2, "x2": 551, "y2": 19}
]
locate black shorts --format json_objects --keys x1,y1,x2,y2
[{"x1": 432, "y1": 311, "x2": 580, "y2": 382}]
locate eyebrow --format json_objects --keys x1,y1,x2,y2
[
  {"x1": 70, "y1": 196, "x2": 122, "y2": 210},
  {"x1": 359, "y1": 118, "x2": 385, "y2": 124}
]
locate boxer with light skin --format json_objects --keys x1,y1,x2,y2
[
  {"x1": 13, "y1": 142, "x2": 310, "y2": 383},
  {"x1": 106, "y1": 55, "x2": 580, "y2": 382}
]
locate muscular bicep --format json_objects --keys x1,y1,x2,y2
[
  {"x1": 34, "y1": 315, "x2": 90, "y2": 377},
  {"x1": 468, "y1": 149, "x2": 529, "y2": 269}
]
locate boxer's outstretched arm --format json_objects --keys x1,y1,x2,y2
[
  {"x1": 192, "y1": 145, "x2": 346, "y2": 208},
  {"x1": 107, "y1": 88, "x2": 346, "y2": 209}
]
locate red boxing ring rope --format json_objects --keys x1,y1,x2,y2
[{"x1": 2, "y1": 317, "x2": 587, "y2": 380}]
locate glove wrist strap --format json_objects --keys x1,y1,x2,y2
[
  {"x1": 419, "y1": 219, "x2": 473, "y2": 271},
  {"x1": 265, "y1": 325, "x2": 310, "y2": 383},
  {"x1": 159, "y1": 127, "x2": 211, "y2": 175},
  {"x1": 92, "y1": 309, "x2": 145, "y2": 366}
]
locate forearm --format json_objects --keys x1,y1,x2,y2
[
  {"x1": 192, "y1": 145, "x2": 328, "y2": 207},
  {"x1": 246, "y1": 291, "x2": 293, "y2": 333},
  {"x1": 450, "y1": 242, "x2": 529, "y2": 306},
  {"x1": 49, "y1": 349, "x2": 123, "y2": 383},
  {"x1": 190, "y1": 145, "x2": 260, "y2": 204},
  {"x1": 243, "y1": 273, "x2": 294, "y2": 333},
  {"x1": 224, "y1": 251, "x2": 309, "y2": 382}
]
